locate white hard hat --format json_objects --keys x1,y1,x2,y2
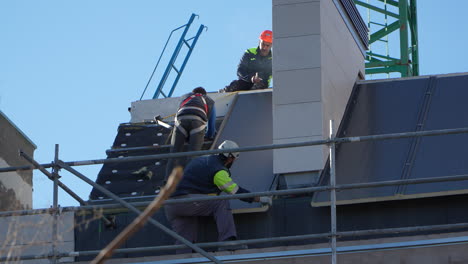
[{"x1": 218, "y1": 140, "x2": 240, "y2": 159}]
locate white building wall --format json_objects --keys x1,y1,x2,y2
[
  {"x1": 0, "y1": 160, "x2": 32, "y2": 209},
  {"x1": 129, "y1": 91, "x2": 240, "y2": 123},
  {"x1": 0, "y1": 212, "x2": 75, "y2": 263},
  {"x1": 273, "y1": 0, "x2": 365, "y2": 174},
  {"x1": 0, "y1": 111, "x2": 35, "y2": 211},
  {"x1": 320, "y1": 0, "x2": 366, "y2": 146}
]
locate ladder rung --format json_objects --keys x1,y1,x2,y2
[
  {"x1": 370, "y1": 21, "x2": 387, "y2": 27},
  {"x1": 171, "y1": 65, "x2": 180, "y2": 74},
  {"x1": 183, "y1": 39, "x2": 191, "y2": 49}
]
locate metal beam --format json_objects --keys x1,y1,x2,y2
[
  {"x1": 354, "y1": 0, "x2": 399, "y2": 18},
  {"x1": 367, "y1": 51, "x2": 399, "y2": 61},
  {"x1": 369, "y1": 20, "x2": 400, "y2": 44},
  {"x1": 366, "y1": 60, "x2": 402, "y2": 68},
  {"x1": 409, "y1": 0, "x2": 420, "y2": 75},
  {"x1": 365, "y1": 65, "x2": 406, "y2": 75},
  {"x1": 376, "y1": 0, "x2": 399, "y2": 7}
]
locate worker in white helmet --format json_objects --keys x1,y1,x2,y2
[{"x1": 165, "y1": 140, "x2": 272, "y2": 253}]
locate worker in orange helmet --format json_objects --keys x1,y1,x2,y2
[{"x1": 220, "y1": 30, "x2": 273, "y2": 92}]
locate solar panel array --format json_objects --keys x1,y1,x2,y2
[{"x1": 313, "y1": 74, "x2": 468, "y2": 205}]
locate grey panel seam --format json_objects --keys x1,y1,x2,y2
[{"x1": 274, "y1": 67, "x2": 321, "y2": 73}]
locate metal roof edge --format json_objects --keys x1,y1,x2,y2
[
  {"x1": 357, "y1": 71, "x2": 468, "y2": 85},
  {"x1": 129, "y1": 235, "x2": 468, "y2": 264},
  {"x1": 311, "y1": 189, "x2": 468, "y2": 207}
]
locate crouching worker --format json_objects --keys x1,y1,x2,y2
[
  {"x1": 165, "y1": 140, "x2": 272, "y2": 253},
  {"x1": 220, "y1": 30, "x2": 273, "y2": 92}
]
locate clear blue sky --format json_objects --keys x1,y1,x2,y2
[{"x1": 1, "y1": 1, "x2": 467, "y2": 209}]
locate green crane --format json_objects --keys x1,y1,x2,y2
[{"x1": 354, "y1": 0, "x2": 419, "y2": 77}]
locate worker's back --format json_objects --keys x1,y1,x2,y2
[{"x1": 172, "y1": 155, "x2": 226, "y2": 197}]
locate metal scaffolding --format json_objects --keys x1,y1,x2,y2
[{"x1": 2, "y1": 125, "x2": 468, "y2": 263}]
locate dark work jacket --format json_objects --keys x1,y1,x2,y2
[
  {"x1": 176, "y1": 92, "x2": 216, "y2": 138},
  {"x1": 172, "y1": 155, "x2": 252, "y2": 201},
  {"x1": 237, "y1": 47, "x2": 272, "y2": 88}
]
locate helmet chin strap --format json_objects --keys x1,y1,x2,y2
[{"x1": 224, "y1": 156, "x2": 236, "y2": 168}]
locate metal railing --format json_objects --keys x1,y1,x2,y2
[{"x1": 2, "y1": 125, "x2": 468, "y2": 263}]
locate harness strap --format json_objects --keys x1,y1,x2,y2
[
  {"x1": 180, "y1": 93, "x2": 208, "y2": 113},
  {"x1": 174, "y1": 116, "x2": 208, "y2": 138}
]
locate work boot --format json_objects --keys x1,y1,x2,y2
[
  {"x1": 218, "y1": 237, "x2": 248, "y2": 251},
  {"x1": 219, "y1": 86, "x2": 234, "y2": 93},
  {"x1": 251, "y1": 82, "x2": 267, "y2": 90},
  {"x1": 219, "y1": 80, "x2": 239, "y2": 93}
]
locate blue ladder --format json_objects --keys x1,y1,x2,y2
[{"x1": 140, "y1": 13, "x2": 206, "y2": 100}]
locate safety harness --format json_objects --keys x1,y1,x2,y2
[
  {"x1": 178, "y1": 93, "x2": 208, "y2": 114},
  {"x1": 175, "y1": 93, "x2": 209, "y2": 138}
]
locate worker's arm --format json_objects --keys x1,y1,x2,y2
[
  {"x1": 237, "y1": 50, "x2": 255, "y2": 83},
  {"x1": 205, "y1": 103, "x2": 216, "y2": 139},
  {"x1": 213, "y1": 170, "x2": 255, "y2": 203}
]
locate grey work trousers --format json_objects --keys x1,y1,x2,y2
[
  {"x1": 165, "y1": 118, "x2": 206, "y2": 181},
  {"x1": 165, "y1": 194, "x2": 237, "y2": 254}
]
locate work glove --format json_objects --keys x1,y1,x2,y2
[
  {"x1": 259, "y1": 196, "x2": 273, "y2": 206},
  {"x1": 252, "y1": 82, "x2": 267, "y2": 90},
  {"x1": 204, "y1": 136, "x2": 215, "y2": 141}
]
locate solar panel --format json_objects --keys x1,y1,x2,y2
[{"x1": 313, "y1": 74, "x2": 468, "y2": 206}]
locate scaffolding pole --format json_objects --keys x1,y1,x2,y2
[
  {"x1": 329, "y1": 120, "x2": 338, "y2": 264},
  {"x1": 57, "y1": 160, "x2": 222, "y2": 264},
  {"x1": 3, "y1": 126, "x2": 468, "y2": 262},
  {"x1": 51, "y1": 144, "x2": 59, "y2": 264},
  {"x1": 2, "y1": 171, "x2": 468, "y2": 218},
  {"x1": 4, "y1": 126, "x2": 468, "y2": 173},
  {"x1": 19, "y1": 151, "x2": 112, "y2": 226},
  {"x1": 4, "y1": 222, "x2": 468, "y2": 262},
  {"x1": 3, "y1": 171, "x2": 468, "y2": 218}
]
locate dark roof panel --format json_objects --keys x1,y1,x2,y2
[
  {"x1": 313, "y1": 74, "x2": 468, "y2": 205},
  {"x1": 89, "y1": 91, "x2": 274, "y2": 213}
]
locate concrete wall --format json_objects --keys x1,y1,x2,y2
[
  {"x1": 272, "y1": 0, "x2": 365, "y2": 175},
  {"x1": 0, "y1": 111, "x2": 36, "y2": 211},
  {"x1": 0, "y1": 212, "x2": 74, "y2": 263}
]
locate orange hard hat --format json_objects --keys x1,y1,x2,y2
[{"x1": 259, "y1": 30, "x2": 273, "y2": 43}]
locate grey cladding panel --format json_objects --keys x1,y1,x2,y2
[{"x1": 215, "y1": 92, "x2": 274, "y2": 211}]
